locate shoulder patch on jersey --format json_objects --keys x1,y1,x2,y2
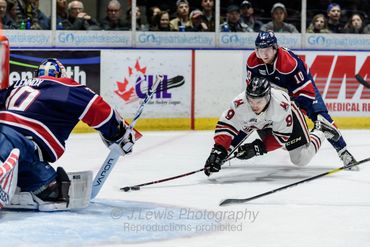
[
  {"x1": 233, "y1": 98, "x2": 244, "y2": 108},
  {"x1": 275, "y1": 48, "x2": 297, "y2": 74},
  {"x1": 279, "y1": 101, "x2": 290, "y2": 111},
  {"x1": 247, "y1": 52, "x2": 264, "y2": 69}
]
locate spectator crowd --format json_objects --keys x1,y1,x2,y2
[{"x1": 0, "y1": 0, "x2": 369, "y2": 33}]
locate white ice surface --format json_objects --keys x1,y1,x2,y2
[{"x1": 1, "y1": 130, "x2": 370, "y2": 247}]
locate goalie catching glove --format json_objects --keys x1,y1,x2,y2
[
  {"x1": 101, "y1": 121, "x2": 135, "y2": 155},
  {"x1": 235, "y1": 139, "x2": 266, "y2": 160},
  {"x1": 204, "y1": 145, "x2": 227, "y2": 176}
]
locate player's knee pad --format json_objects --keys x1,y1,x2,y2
[
  {"x1": 289, "y1": 147, "x2": 310, "y2": 167},
  {"x1": 290, "y1": 155, "x2": 309, "y2": 167}
]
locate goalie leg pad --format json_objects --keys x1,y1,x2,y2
[
  {"x1": 65, "y1": 170, "x2": 92, "y2": 210},
  {"x1": 6, "y1": 170, "x2": 92, "y2": 212},
  {"x1": 0, "y1": 149, "x2": 20, "y2": 208}
]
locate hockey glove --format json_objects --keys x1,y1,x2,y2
[
  {"x1": 101, "y1": 122, "x2": 135, "y2": 155},
  {"x1": 118, "y1": 129, "x2": 135, "y2": 155},
  {"x1": 204, "y1": 145, "x2": 227, "y2": 176},
  {"x1": 236, "y1": 139, "x2": 267, "y2": 160}
]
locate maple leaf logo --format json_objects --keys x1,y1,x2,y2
[
  {"x1": 115, "y1": 59, "x2": 147, "y2": 103},
  {"x1": 114, "y1": 78, "x2": 135, "y2": 101}
]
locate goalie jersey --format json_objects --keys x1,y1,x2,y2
[
  {"x1": 0, "y1": 76, "x2": 122, "y2": 162},
  {"x1": 215, "y1": 88, "x2": 293, "y2": 152}
]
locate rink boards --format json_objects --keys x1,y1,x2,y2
[{"x1": 6, "y1": 49, "x2": 370, "y2": 131}]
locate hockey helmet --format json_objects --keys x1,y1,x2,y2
[
  {"x1": 35, "y1": 58, "x2": 67, "y2": 78},
  {"x1": 255, "y1": 31, "x2": 277, "y2": 49},
  {"x1": 246, "y1": 77, "x2": 271, "y2": 99}
]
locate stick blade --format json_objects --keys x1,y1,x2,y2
[
  {"x1": 219, "y1": 199, "x2": 232, "y2": 206},
  {"x1": 120, "y1": 187, "x2": 130, "y2": 192},
  {"x1": 219, "y1": 198, "x2": 244, "y2": 206}
]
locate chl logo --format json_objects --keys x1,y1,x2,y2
[{"x1": 114, "y1": 59, "x2": 171, "y2": 103}]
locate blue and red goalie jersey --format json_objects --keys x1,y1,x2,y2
[
  {"x1": 0, "y1": 76, "x2": 122, "y2": 162},
  {"x1": 246, "y1": 47, "x2": 322, "y2": 117}
]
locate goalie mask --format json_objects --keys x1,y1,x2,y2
[
  {"x1": 246, "y1": 77, "x2": 271, "y2": 114},
  {"x1": 35, "y1": 58, "x2": 67, "y2": 78}
]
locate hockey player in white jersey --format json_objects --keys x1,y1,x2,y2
[{"x1": 204, "y1": 77, "x2": 340, "y2": 176}]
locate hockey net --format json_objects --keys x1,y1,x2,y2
[{"x1": 0, "y1": 35, "x2": 9, "y2": 89}]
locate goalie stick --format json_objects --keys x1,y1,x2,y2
[
  {"x1": 219, "y1": 157, "x2": 370, "y2": 206},
  {"x1": 120, "y1": 130, "x2": 254, "y2": 192},
  {"x1": 90, "y1": 75, "x2": 163, "y2": 199},
  {"x1": 355, "y1": 74, "x2": 370, "y2": 89}
]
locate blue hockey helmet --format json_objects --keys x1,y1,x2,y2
[
  {"x1": 246, "y1": 77, "x2": 271, "y2": 99},
  {"x1": 255, "y1": 31, "x2": 277, "y2": 49},
  {"x1": 35, "y1": 58, "x2": 66, "y2": 78}
]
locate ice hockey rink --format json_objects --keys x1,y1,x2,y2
[{"x1": 1, "y1": 129, "x2": 370, "y2": 247}]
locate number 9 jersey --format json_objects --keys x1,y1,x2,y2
[{"x1": 214, "y1": 88, "x2": 300, "y2": 152}]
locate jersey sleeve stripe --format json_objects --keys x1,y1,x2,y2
[
  {"x1": 292, "y1": 80, "x2": 314, "y2": 95},
  {"x1": 93, "y1": 108, "x2": 113, "y2": 129},
  {"x1": 80, "y1": 95, "x2": 114, "y2": 128},
  {"x1": 216, "y1": 121, "x2": 239, "y2": 136},
  {"x1": 79, "y1": 94, "x2": 98, "y2": 120},
  {"x1": 0, "y1": 112, "x2": 64, "y2": 161}
]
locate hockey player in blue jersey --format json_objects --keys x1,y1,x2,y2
[
  {"x1": 245, "y1": 31, "x2": 357, "y2": 169},
  {"x1": 0, "y1": 58, "x2": 135, "y2": 207}
]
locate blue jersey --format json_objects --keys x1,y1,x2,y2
[
  {"x1": 0, "y1": 76, "x2": 121, "y2": 162},
  {"x1": 246, "y1": 47, "x2": 327, "y2": 118}
]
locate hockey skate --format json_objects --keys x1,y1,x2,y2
[
  {"x1": 315, "y1": 115, "x2": 341, "y2": 142},
  {"x1": 339, "y1": 149, "x2": 359, "y2": 171},
  {"x1": 34, "y1": 167, "x2": 71, "y2": 204}
]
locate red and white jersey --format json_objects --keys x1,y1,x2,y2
[{"x1": 214, "y1": 88, "x2": 293, "y2": 151}]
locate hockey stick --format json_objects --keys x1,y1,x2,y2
[
  {"x1": 355, "y1": 74, "x2": 370, "y2": 89},
  {"x1": 219, "y1": 157, "x2": 370, "y2": 206},
  {"x1": 90, "y1": 75, "x2": 163, "y2": 199},
  {"x1": 155, "y1": 75, "x2": 185, "y2": 92},
  {"x1": 120, "y1": 130, "x2": 254, "y2": 192}
]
